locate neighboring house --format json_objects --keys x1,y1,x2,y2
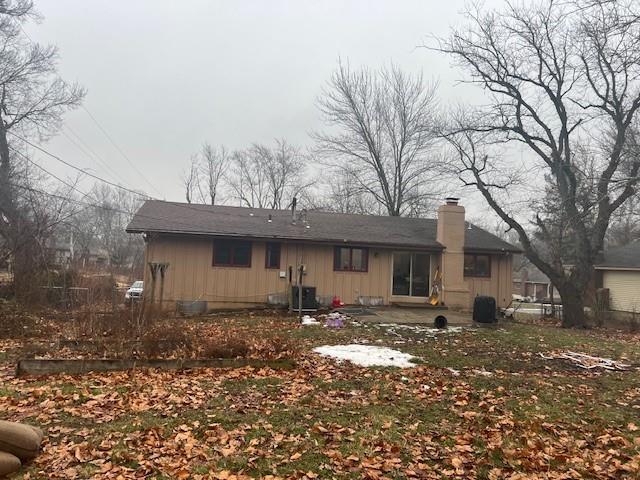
[
  {"x1": 595, "y1": 241, "x2": 640, "y2": 313},
  {"x1": 512, "y1": 260, "x2": 558, "y2": 301},
  {"x1": 126, "y1": 198, "x2": 520, "y2": 310},
  {"x1": 49, "y1": 233, "x2": 108, "y2": 268}
]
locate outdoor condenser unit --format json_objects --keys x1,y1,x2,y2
[
  {"x1": 291, "y1": 285, "x2": 318, "y2": 311},
  {"x1": 473, "y1": 295, "x2": 497, "y2": 323}
]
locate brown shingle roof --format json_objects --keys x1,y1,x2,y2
[{"x1": 126, "y1": 200, "x2": 520, "y2": 252}]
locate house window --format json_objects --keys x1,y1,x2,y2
[
  {"x1": 464, "y1": 254, "x2": 491, "y2": 277},
  {"x1": 212, "y1": 239, "x2": 252, "y2": 267},
  {"x1": 265, "y1": 242, "x2": 281, "y2": 269},
  {"x1": 334, "y1": 246, "x2": 368, "y2": 272}
]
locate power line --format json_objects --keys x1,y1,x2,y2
[
  {"x1": 8, "y1": 181, "x2": 203, "y2": 231},
  {"x1": 7, "y1": 21, "x2": 232, "y2": 242},
  {"x1": 13, "y1": 18, "x2": 161, "y2": 197},
  {"x1": 10, "y1": 181, "x2": 138, "y2": 216},
  {"x1": 8, "y1": 131, "x2": 151, "y2": 199},
  {"x1": 61, "y1": 126, "x2": 133, "y2": 188},
  {"x1": 80, "y1": 105, "x2": 164, "y2": 197},
  {"x1": 9, "y1": 145, "x2": 91, "y2": 198},
  {"x1": 9, "y1": 132, "x2": 236, "y2": 226}
]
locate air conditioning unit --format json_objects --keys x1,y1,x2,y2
[
  {"x1": 291, "y1": 286, "x2": 318, "y2": 311},
  {"x1": 473, "y1": 295, "x2": 497, "y2": 323}
]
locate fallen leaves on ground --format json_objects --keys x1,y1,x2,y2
[{"x1": 0, "y1": 312, "x2": 639, "y2": 479}]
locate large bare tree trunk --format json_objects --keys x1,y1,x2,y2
[{"x1": 555, "y1": 281, "x2": 585, "y2": 328}]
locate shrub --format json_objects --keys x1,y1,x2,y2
[
  {"x1": 199, "y1": 336, "x2": 249, "y2": 359},
  {"x1": 75, "y1": 274, "x2": 116, "y2": 305},
  {"x1": 20, "y1": 342, "x2": 50, "y2": 358},
  {"x1": 0, "y1": 302, "x2": 55, "y2": 339},
  {"x1": 68, "y1": 308, "x2": 133, "y2": 338},
  {"x1": 140, "y1": 323, "x2": 194, "y2": 359}
]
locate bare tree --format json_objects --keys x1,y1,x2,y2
[
  {"x1": 201, "y1": 143, "x2": 229, "y2": 205},
  {"x1": 314, "y1": 62, "x2": 442, "y2": 216},
  {"x1": 0, "y1": 158, "x2": 81, "y2": 301},
  {"x1": 90, "y1": 184, "x2": 144, "y2": 270},
  {"x1": 228, "y1": 139, "x2": 311, "y2": 209},
  {"x1": 321, "y1": 170, "x2": 384, "y2": 215},
  {"x1": 607, "y1": 194, "x2": 640, "y2": 247},
  {"x1": 435, "y1": 0, "x2": 640, "y2": 327},
  {"x1": 67, "y1": 205, "x2": 99, "y2": 265},
  {"x1": 0, "y1": 0, "x2": 34, "y2": 17},
  {"x1": 0, "y1": 1, "x2": 85, "y2": 294},
  {"x1": 182, "y1": 143, "x2": 230, "y2": 205},
  {"x1": 182, "y1": 155, "x2": 200, "y2": 204}
]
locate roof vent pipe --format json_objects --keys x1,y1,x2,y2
[{"x1": 291, "y1": 197, "x2": 297, "y2": 224}]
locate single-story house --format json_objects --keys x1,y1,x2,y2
[
  {"x1": 126, "y1": 198, "x2": 520, "y2": 310},
  {"x1": 49, "y1": 234, "x2": 108, "y2": 269},
  {"x1": 594, "y1": 240, "x2": 640, "y2": 313},
  {"x1": 512, "y1": 261, "x2": 558, "y2": 302}
]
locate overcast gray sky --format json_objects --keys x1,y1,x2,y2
[{"x1": 24, "y1": 0, "x2": 502, "y2": 219}]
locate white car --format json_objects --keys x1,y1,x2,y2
[
  {"x1": 125, "y1": 280, "x2": 144, "y2": 302},
  {"x1": 512, "y1": 294, "x2": 533, "y2": 303}
]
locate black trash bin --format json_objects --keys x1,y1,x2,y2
[{"x1": 473, "y1": 296, "x2": 497, "y2": 323}]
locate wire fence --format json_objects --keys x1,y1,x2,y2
[
  {"x1": 39, "y1": 285, "x2": 133, "y2": 312},
  {"x1": 541, "y1": 302, "x2": 563, "y2": 321}
]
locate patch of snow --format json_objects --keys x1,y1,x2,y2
[
  {"x1": 374, "y1": 323, "x2": 466, "y2": 337},
  {"x1": 301, "y1": 315, "x2": 320, "y2": 325},
  {"x1": 446, "y1": 367, "x2": 461, "y2": 376},
  {"x1": 313, "y1": 344, "x2": 418, "y2": 368}
]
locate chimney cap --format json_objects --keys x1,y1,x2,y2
[{"x1": 445, "y1": 197, "x2": 460, "y2": 205}]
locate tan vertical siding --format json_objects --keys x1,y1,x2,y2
[
  {"x1": 145, "y1": 235, "x2": 395, "y2": 307},
  {"x1": 464, "y1": 254, "x2": 513, "y2": 308},
  {"x1": 143, "y1": 234, "x2": 512, "y2": 309}
]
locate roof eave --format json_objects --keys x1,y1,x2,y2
[
  {"x1": 126, "y1": 228, "x2": 446, "y2": 251},
  {"x1": 463, "y1": 246, "x2": 522, "y2": 254},
  {"x1": 594, "y1": 265, "x2": 640, "y2": 271}
]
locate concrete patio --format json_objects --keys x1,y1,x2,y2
[{"x1": 339, "y1": 306, "x2": 473, "y2": 326}]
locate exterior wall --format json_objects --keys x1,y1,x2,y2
[
  {"x1": 464, "y1": 254, "x2": 513, "y2": 309},
  {"x1": 602, "y1": 270, "x2": 640, "y2": 312},
  {"x1": 142, "y1": 234, "x2": 513, "y2": 310},
  {"x1": 144, "y1": 234, "x2": 394, "y2": 308}
]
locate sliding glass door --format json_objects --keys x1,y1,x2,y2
[{"x1": 392, "y1": 253, "x2": 430, "y2": 297}]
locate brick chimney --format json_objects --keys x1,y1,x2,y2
[{"x1": 436, "y1": 198, "x2": 470, "y2": 308}]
